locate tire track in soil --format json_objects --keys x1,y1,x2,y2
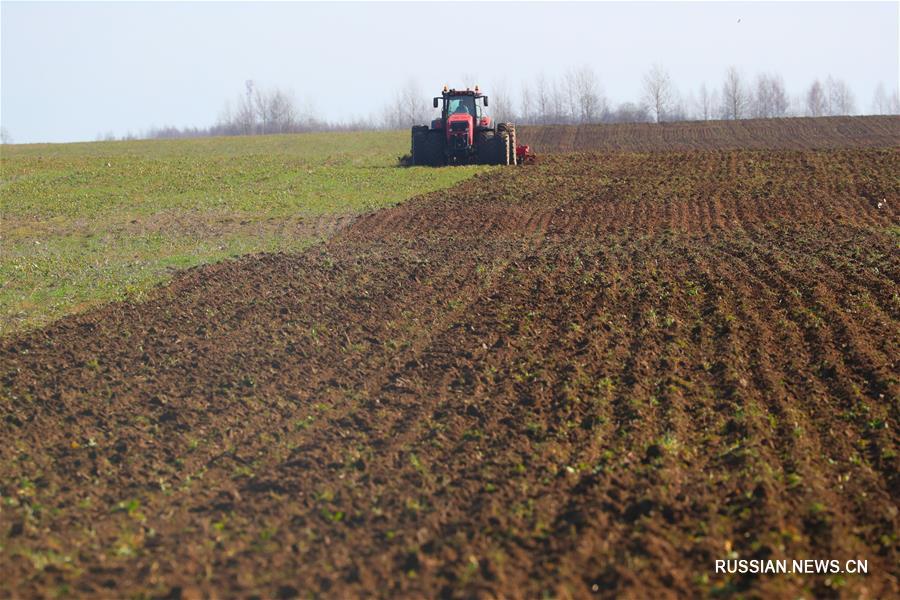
[
  {"x1": 694, "y1": 239, "x2": 881, "y2": 598},
  {"x1": 716, "y1": 232, "x2": 898, "y2": 592},
  {"x1": 731, "y1": 237, "x2": 898, "y2": 489}
]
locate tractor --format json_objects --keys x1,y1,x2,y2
[{"x1": 410, "y1": 85, "x2": 533, "y2": 166}]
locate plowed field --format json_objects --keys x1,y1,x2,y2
[
  {"x1": 2, "y1": 144, "x2": 899, "y2": 598},
  {"x1": 521, "y1": 115, "x2": 900, "y2": 152}
]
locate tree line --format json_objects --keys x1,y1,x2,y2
[
  {"x1": 492, "y1": 65, "x2": 899, "y2": 125},
  {"x1": 91, "y1": 67, "x2": 899, "y2": 141}
]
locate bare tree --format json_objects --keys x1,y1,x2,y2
[
  {"x1": 666, "y1": 99, "x2": 689, "y2": 122},
  {"x1": 216, "y1": 100, "x2": 234, "y2": 132},
  {"x1": 805, "y1": 80, "x2": 826, "y2": 117},
  {"x1": 696, "y1": 83, "x2": 720, "y2": 120},
  {"x1": 721, "y1": 67, "x2": 749, "y2": 120},
  {"x1": 568, "y1": 66, "x2": 604, "y2": 123},
  {"x1": 753, "y1": 73, "x2": 789, "y2": 118},
  {"x1": 253, "y1": 85, "x2": 270, "y2": 133},
  {"x1": 561, "y1": 71, "x2": 579, "y2": 123},
  {"x1": 869, "y1": 81, "x2": 898, "y2": 114},
  {"x1": 393, "y1": 78, "x2": 430, "y2": 128},
  {"x1": 0, "y1": 127, "x2": 12, "y2": 144},
  {"x1": 534, "y1": 73, "x2": 552, "y2": 125},
  {"x1": 549, "y1": 77, "x2": 568, "y2": 124},
  {"x1": 520, "y1": 82, "x2": 535, "y2": 125},
  {"x1": 210, "y1": 82, "x2": 324, "y2": 135},
  {"x1": 490, "y1": 78, "x2": 513, "y2": 123},
  {"x1": 770, "y1": 75, "x2": 789, "y2": 117},
  {"x1": 642, "y1": 64, "x2": 675, "y2": 123},
  {"x1": 871, "y1": 82, "x2": 889, "y2": 114},
  {"x1": 234, "y1": 80, "x2": 258, "y2": 134},
  {"x1": 825, "y1": 76, "x2": 855, "y2": 115},
  {"x1": 697, "y1": 84, "x2": 711, "y2": 120},
  {"x1": 892, "y1": 91, "x2": 900, "y2": 115},
  {"x1": 266, "y1": 89, "x2": 298, "y2": 133}
]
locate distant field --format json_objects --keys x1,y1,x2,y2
[
  {"x1": 521, "y1": 115, "x2": 900, "y2": 152},
  {"x1": 0, "y1": 131, "x2": 486, "y2": 334}
]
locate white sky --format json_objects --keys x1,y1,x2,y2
[{"x1": 2, "y1": 1, "x2": 898, "y2": 143}]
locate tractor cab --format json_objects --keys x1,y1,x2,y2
[
  {"x1": 432, "y1": 86, "x2": 491, "y2": 129},
  {"x1": 445, "y1": 96, "x2": 479, "y2": 119},
  {"x1": 431, "y1": 87, "x2": 492, "y2": 156}
]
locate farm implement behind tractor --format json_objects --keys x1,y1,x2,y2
[{"x1": 411, "y1": 85, "x2": 535, "y2": 166}]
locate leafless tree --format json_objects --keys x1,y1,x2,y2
[
  {"x1": 234, "y1": 80, "x2": 258, "y2": 134},
  {"x1": 721, "y1": 67, "x2": 750, "y2": 120},
  {"x1": 567, "y1": 66, "x2": 604, "y2": 123},
  {"x1": 697, "y1": 84, "x2": 711, "y2": 120},
  {"x1": 805, "y1": 80, "x2": 827, "y2": 117},
  {"x1": 825, "y1": 76, "x2": 855, "y2": 115},
  {"x1": 392, "y1": 78, "x2": 430, "y2": 128},
  {"x1": 216, "y1": 100, "x2": 234, "y2": 132},
  {"x1": 642, "y1": 64, "x2": 675, "y2": 123},
  {"x1": 561, "y1": 71, "x2": 578, "y2": 122},
  {"x1": 871, "y1": 82, "x2": 890, "y2": 114},
  {"x1": 888, "y1": 90, "x2": 900, "y2": 115},
  {"x1": 519, "y1": 82, "x2": 535, "y2": 125},
  {"x1": 210, "y1": 81, "x2": 322, "y2": 135},
  {"x1": 533, "y1": 73, "x2": 552, "y2": 125},
  {"x1": 752, "y1": 73, "x2": 789, "y2": 118},
  {"x1": 695, "y1": 83, "x2": 720, "y2": 120},
  {"x1": 264, "y1": 89, "x2": 298, "y2": 133},
  {"x1": 490, "y1": 78, "x2": 514, "y2": 123},
  {"x1": 868, "y1": 82, "x2": 899, "y2": 114},
  {"x1": 0, "y1": 127, "x2": 12, "y2": 144},
  {"x1": 666, "y1": 100, "x2": 690, "y2": 122},
  {"x1": 549, "y1": 77, "x2": 568, "y2": 124}
]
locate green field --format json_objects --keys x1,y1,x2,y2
[{"x1": 0, "y1": 131, "x2": 486, "y2": 335}]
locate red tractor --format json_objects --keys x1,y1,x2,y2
[{"x1": 410, "y1": 85, "x2": 533, "y2": 166}]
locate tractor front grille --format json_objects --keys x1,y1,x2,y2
[
  {"x1": 450, "y1": 121, "x2": 468, "y2": 132},
  {"x1": 450, "y1": 134, "x2": 468, "y2": 150}
]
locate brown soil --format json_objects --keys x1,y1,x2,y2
[
  {"x1": 521, "y1": 115, "x2": 900, "y2": 153},
  {"x1": 2, "y1": 144, "x2": 899, "y2": 598}
]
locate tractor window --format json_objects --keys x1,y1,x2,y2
[{"x1": 447, "y1": 96, "x2": 476, "y2": 116}]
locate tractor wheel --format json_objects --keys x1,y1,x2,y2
[
  {"x1": 424, "y1": 131, "x2": 446, "y2": 166},
  {"x1": 411, "y1": 127, "x2": 426, "y2": 165},
  {"x1": 411, "y1": 127, "x2": 433, "y2": 166},
  {"x1": 495, "y1": 131, "x2": 510, "y2": 166},
  {"x1": 412, "y1": 129, "x2": 444, "y2": 166},
  {"x1": 476, "y1": 131, "x2": 496, "y2": 165},
  {"x1": 496, "y1": 123, "x2": 515, "y2": 166}
]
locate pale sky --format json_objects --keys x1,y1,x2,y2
[{"x1": 2, "y1": 1, "x2": 898, "y2": 143}]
